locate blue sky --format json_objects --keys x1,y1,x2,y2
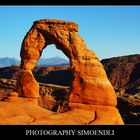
[{"x1": 0, "y1": 6, "x2": 140, "y2": 60}]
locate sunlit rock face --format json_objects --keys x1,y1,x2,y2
[
  {"x1": 14, "y1": 19, "x2": 123, "y2": 124},
  {"x1": 17, "y1": 19, "x2": 117, "y2": 105}
]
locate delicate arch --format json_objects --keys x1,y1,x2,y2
[{"x1": 16, "y1": 19, "x2": 117, "y2": 107}]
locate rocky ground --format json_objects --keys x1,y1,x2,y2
[
  {"x1": 0, "y1": 78, "x2": 123, "y2": 125},
  {"x1": 117, "y1": 96, "x2": 140, "y2": 124},
  {"x1": 0, "y1": 77, "x2": 140, "y2": 124},
  {"x1": 0, "y1": 78, "x2": 70, "y2": 113}
]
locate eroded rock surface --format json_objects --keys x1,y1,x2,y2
[{"x1": 0, "y1": 96, "x2": 123, "y2": 125}]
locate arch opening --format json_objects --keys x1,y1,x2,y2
[
  {"x1": 36, "y1": 44, "x2": 69, "y2": 66},
  {"x1": 33, "y1": 44, "x2": 72, "y2": 113},
  {"x1": 33, "y1": 44, "x2": 72, "y2": 87}
]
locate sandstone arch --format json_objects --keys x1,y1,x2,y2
[{"x1": 16, "y1": 19, "x2": 117, "y2": 108}]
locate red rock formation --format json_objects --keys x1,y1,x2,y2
[
  {"x1": 17, "y1": 19, "x2": 117, "y2": 105},
  {"x1": 101, "y1": 54, "x2": 140, "y2": 94},
  {"x1": 15, "y1": 19, "x2": 123, "y2": 124}
]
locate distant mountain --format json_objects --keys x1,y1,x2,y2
[
  {"x1": 36, "y1": 56, "x2": 69, "y2": 66},
  {"x1": 0, "y1": 56, "x2": 69, "y2": 67},
  {"x1": 0, "y1": 57, "x2": 20, "y2": 67}
]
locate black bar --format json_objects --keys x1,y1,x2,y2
[
  {"x1": 0, "y1": 125, "x2": 140, "y2": 137},
  {"x1": 0, "y1": 0, "x2": 140, "y2": 6}
]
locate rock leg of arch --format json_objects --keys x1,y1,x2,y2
[{"x1": 14, "y1": 19, "x2": 124, "y2": 124}]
